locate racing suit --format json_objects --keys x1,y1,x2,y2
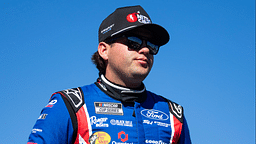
[{"x1": 27, "y1": 75, "x2": 191, "y2": 144}]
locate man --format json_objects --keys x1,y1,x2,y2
[{"x1": 28, "y1": 5, "x2": 191, "y2": 144}]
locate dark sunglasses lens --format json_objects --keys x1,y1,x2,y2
[
  {"x1": 147, "y1": 41, "x2": 159, "y2": 55},
  {"x1": 127, "y1": 36, "x2": 159, "y2": 55},
  {"x1": 127, "y1": 37, "x2": 142, "y2": 50}
]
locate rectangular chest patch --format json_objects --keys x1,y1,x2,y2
[{"x1": 94, "y1": 102, "x2": 123, "y2": 115}]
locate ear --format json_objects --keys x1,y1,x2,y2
[{"x1": 98, "y1": 42, "x2": 109, "y2": 61}]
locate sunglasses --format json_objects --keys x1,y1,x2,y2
[{"x1": 106, "y1": 35, "x2": 160, "y2": 55}]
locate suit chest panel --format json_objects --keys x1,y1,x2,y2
[{"x1": 84, "y1": 95, "x2": 172, "y2": 144}]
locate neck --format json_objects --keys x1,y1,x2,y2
[
  {"x1": 95, "y1": 75, "x2": 147, "y2": 103},
  {"x1": 101, "y1": 75, "x2": 145, "y2": 91},
  {"x1": 104, "y1": 72, "x2": 144, "y2": 89}
]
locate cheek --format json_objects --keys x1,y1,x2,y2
[
  {"x1": 108, "y1": 45, "x2": 129, "y2": 66},
  {"x1": 149, "y1": 56, "x2": 154, "y2": 66},
  {"x1": 114, "y1": 45, "x2": 130, "y2": 61},
  {"x1": 114, "y1": 49, "x2": 126, "y2": 62}
]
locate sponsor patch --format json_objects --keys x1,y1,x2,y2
[
  {"x1": 45, "y1": 100, "x2": 57, "y2": 108},
  {"x1": 112, "y1": 131, "x2": 134, "y2": 144},
  {"x1": 90, "y1": 116, "x2": 109, "y2": 127},
  {"x1": 94, "y1": 102, "x2": 123, "y2": 115},
  {"x1": 143, "y1": 120, "x2": 170, "y2": 127},
  {"x1": 118, "y1": 131, "x2": 128, "y2": 142},
  {"x1": 89, "y1": 131, "x2": 111, "y2": 144},
  {"x1": 154, "y1": 121, "x2": 170, "y2": 127},
  {"x1": 143, "y1": 120, "x2": 153, "y2": 125},
  {"x1": 141, "y1": 109, "x2": 169, "y2": 120},
  {"x1": 145, "y1": 140, "x2": 167, "y2": 144},
  {"x1": 32, "y1": 128, "x2": 42, "y2": 133},
  {"x1": 126, "y1": 11, "x2": 151, "y2": 24},
  {"x1": 101, "y1": 24, "x2": 115, "y2": 34},
  {"x1": 110, "y1": 119, "x2": 133, "y2": 127},
  {"x1": 38, "y1": 114, "x2": 48, "y2": 120}
]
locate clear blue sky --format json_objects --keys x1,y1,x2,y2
[{"x1": 0, "y1": 0, "x2": 255, "y2": 143}]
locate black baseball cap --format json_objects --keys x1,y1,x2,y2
[{"x1": 98, "y1": 5, "x2": 170, "y2": 46}]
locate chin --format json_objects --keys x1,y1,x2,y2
[
  {"x1": 128, "y1": 66, "x2": 152, "y2": 79},
  {"x1": 132, "y1": 71, "x2": 150, "y2": 80}
]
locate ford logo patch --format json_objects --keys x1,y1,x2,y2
[{"x1": 141, "y1": 109, "x2": 169, "y2": 120}]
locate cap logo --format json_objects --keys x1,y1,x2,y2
[
  {"x1": 126, "y1": 11, "x2": 151, "y2": 24},
  {"x1": 127, "y1": 13, "x2": 138, "y2": 22},
  {"x1": 101, "y1": 24, "x2": 115, "y2": 34}
]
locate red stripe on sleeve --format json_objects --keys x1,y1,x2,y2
[
  {"x1": 74, "y1": 106, "x2": 90, "y2": 144},
  {"x1": 171, "y1": 115, "x2": 183, "y2": 144}
]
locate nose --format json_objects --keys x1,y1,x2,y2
[{"x1": 138, "y1": 40, "x2": 150, "y2": 54}]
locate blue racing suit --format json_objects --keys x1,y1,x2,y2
[{"x1": 27, "y1": 75, "x2": 191, "y2": 144}]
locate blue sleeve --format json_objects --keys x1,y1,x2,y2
[
  {"x1": 179, "y1": 116, "x2": 192, "y2": 144},
  {"x1": 27, "y1": 93, "x2": 74, "y2": 144}
]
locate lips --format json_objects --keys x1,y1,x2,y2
[
  {"x1": 138, "y1": 58, "x2": 148, "y2": 61},
  {"x1": 135, "y1": 57, "x2": 148, "y2": 63},
  {"x1": 135, "y1": 57, "x2": 150, "y2": 67}
]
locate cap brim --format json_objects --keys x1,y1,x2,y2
[
  {"x1": 111, "y1": 24, "x2": 170, "y2": 46},
  {"x1": 140, "y1": 24, "x2": 170, "y2": 46}
]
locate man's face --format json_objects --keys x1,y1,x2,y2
[{"x1": 105, "y1": 28, "x2": 154, "y2": 87}]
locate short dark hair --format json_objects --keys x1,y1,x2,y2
[{"x1": 91, "y1": 51, "x2": 106, "y2": 75}]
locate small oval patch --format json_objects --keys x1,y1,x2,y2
[{"x1": 141, "y1": 109, "x2": 169, "y2": 120}]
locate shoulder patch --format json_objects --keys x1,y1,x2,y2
[
  {"x1": 61, "y1": 88, "x2": 83, "y2": 108},
  {"x1": 168, "y1": 101, "x2": 183, "y2": 123},
  {"x1": 58, "y1": 87, "x2": 84, "y2": 112},
  {"x1": 160, "y1": 96, "x2": 184, "y2": 123}
]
